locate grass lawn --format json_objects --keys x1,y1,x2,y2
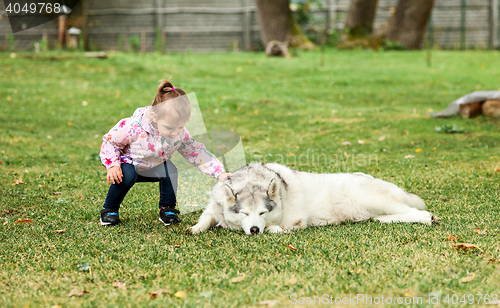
[{"x1": 1, "y1": 49, "x2": 499, "y2": 307}]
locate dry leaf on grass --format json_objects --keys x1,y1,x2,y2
[
  {"x1": 404, "y1": 155, "x2": 414, "y2": 159},
  {"x1": 415, "y1": 148, "x2": 424, "y2": 153},
  {"x1": 488, "y1": 258, "x2": 497, "y2": 262},
  {"x1": 53, "y1": 192, "x2": 62, "y2": 195},
  {"x1": 494, "y1": 165, "x2": 500, "y2": 172},
  {"x1": 171, "y1": 245, "x2": 181, "y2": 248},
  {"x1": 285, "y1": 277, "x2": 297, "y2": 285},
  {"x1": 54, "y1": 229, "x2": 66, "y2": 234},
  {"x1": 230, "y1": 273, "x2": 246, "y2": 283},
  {"x1": 378, "y1": 135, "x2": 386, "y2": 141},
  {"x1": 174, "y1": 290, "x2": 186, "y2": 298},
  {"x1": 460, "y1": 273, "x2": 476, "y2": 283},
  {"x1": 453, "y1": 243, "x2": 482, "y2": 251},
  {"x1": 258, "y1": 300, "x2": 278, "y2": 307},
  {"x1": 15, "y1": 218, "x2": 33, "y2": 224},
  {"x1": 473, "y1": 227, "x2": 487, "y2": 235},
  {"x1": 358, "y1": 140, "x2": 367, "y2": 145},
  {"x1": 287, "y1": 244, "x2": 297, "y2": 251},
  {"x1": 112, "y1": 281, "x2": 126, "y2": 290},
  {"x1": 340, "y1": 141, "x2": 352, "y2": 146},
  {"x1": 148, "y1": 289, "x2": 171, "y2": 298},
  {"x1": 3, "y1": 221, "x2": 8, "y2": 226},
  {"x1": 67, "y1": 289, "x2": 89, "y2": 297},
  {"x1": 404, "y1": 290, "x2": 415, "y2": 297},
  {"x1": 13, "y1": 179, "x2": 25, "y2": 185},
  {"x1": 448, "y1": 234, "x2": 458, "y2": 242}
]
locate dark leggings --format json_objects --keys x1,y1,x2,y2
[{"x1": 102, "y1": 161, "x2": 178, "y2": 211}]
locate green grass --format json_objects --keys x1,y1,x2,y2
[{"x1": 1, "y1": 49, "x2": 500, "y2": 307}]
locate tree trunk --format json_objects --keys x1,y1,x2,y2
[
  {"x1": 385, "y1": 0, "x2": 435, "y2": 49},
  {"x1": 255, "y1": 0, "x2": 314, "y2": 53},
  {"x1": 255, "y1": 0, "x2": 291, "y2": 46},
  {"x1": 344, "y1": 0, "x2": 379, "y2": 39}
]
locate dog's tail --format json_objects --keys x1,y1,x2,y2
[{"x1": 405, "y1": 193, "x2": 426, "y2": 210}]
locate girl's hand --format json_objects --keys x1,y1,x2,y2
[
  {"x1": 218, "y1": 173, "x2": 231, "y2": 180},
  {"x1": 107, "y1": 166, "x2": 123, "y2": 184}
]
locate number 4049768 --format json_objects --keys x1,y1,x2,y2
[
  {"x1": 443, "y1": 294, "x2": 498, "y2": 305},
  {"x1": 5, "y1": 2, "x2": 62, "y2": 14}
]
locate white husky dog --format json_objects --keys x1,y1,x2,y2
[{"x1": 190, "y1": 163, "x2": 440, "y2": 235}]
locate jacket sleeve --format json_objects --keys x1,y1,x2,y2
[
  {"x1": 177, "y1": 129, "x2": 225, "y2": 179},
  {"x1": 100, "y1": 118, "x2": 135, "y2": 170}
]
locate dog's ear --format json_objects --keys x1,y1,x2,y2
[
  {"x1": 267, "y1": 178, "x2": 278, "y2": 199},
  {"x1": 224, "y1": 184, "x2": 236, "y2": 202}
]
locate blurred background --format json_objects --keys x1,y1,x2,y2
[{"x1": 0, "y1": 0, "x2": 498, "y2": 53}]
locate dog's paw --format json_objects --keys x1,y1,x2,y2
[
  {"x1": 431, "y1": 214, "x2": 441, "y2": 225},
  {"x1": 190, "y1": 224, "x2": 205, "y2": 234},
  {"x1": 266, "y1": 225, "x2": 285, "y2": 233}
]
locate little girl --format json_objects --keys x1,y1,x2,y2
[{"x1": 99, "y1": 80, "x2": 230, "y2": 226}]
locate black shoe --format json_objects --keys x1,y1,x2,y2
[
  {"x1": 99, "y1": 208, "x2": 120, "y2": 226},
  {"x1": 159, "y1": 208, "x2": 180, "y2": 226}
]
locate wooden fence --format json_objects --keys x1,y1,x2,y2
[{"x1": 0, "y1": 0, "x2": 498, "y2": 51}]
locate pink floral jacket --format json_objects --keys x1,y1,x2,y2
[{"x1": 100, "y1": 107, "x2": 225, "y2": 179}]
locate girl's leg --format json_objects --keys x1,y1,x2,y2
[
  {"x1": 134, "y1": 161, "x2": 178, "y2": 209},
  {"x1": 102, "y1": 163, "x2": 138, "y2": 211},
  {"x1": 159, "y1": 160, "x2": 178, "y2": 210}
]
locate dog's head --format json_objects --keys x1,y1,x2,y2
[{"x1": 210, "y1": 165, "x2": 283, "y2": 235}]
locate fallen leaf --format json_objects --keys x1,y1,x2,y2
[
  {"x1": 82, "y1": 101, "x2": 88, "y2": 106},
  {"x1": 488, "y1": 258, "x2": 497, "y2": 262},
  {"x1": 0, "y1": 158, "x2": 4, "y2": 164},
  {"x1": 51, "y1": 305, "x2": 63, "y2": 308},
  {"x1": 358, "y1": 140, "x2": 367, "y2": 144},
  {"x1": 287, "y1": 244, "x2": 297, "y2": 251},
  {"x1": 473, "y1": 227, "x2": 487, "y2": 235},
  {"x1": 230, "y1": 273, "x2": 246, "y2": 283},
  {"x1": 448, "y1": 234, "x2": 458, "y2": 242},
  {"x1": 378, "y1": 135, "x2": 386, "y2": 141},
  {"x1": 254, "y1": 109, "x2": 259, "y2": 115},
  {"x1": 53, "y1": 192, "x2": 62, "y2": 195},
  {"x1": 431, "y1": 147, "x2": 436, "y2": 151},
  {"x1": 415, "y1": 148, "x2": 424, "y2": 153},
  {"x1": 404, "y1": 290, "x2": 415, "y2": 297},
  {"x1": 460, "y1": 273, "x2": 476, "y2": 283},
  {"x1": 258, "y1": 300, "x2": 278, "y2": 307},
  {"x1": 15, "y1": 218, "x2": 33, "y2": 224},
  {"x1": 340, "y1": 141, "x2": 352, "y2": 146},
  {"x1": 54, "y1": 229, "x2": 66, "y2": 234},
  {"x1": 285, "y1": 277, "x2": 297, "y2": 285},
  {"x1": 174, "y1": 290, "x2": 186, "y2": 298},
  {"x1": 404, "y1": 155, "x2": 414, "y2": 159},
  {"x1": 494, "y1": 166, "x2": 500, "y2": 173},
  {"x1": 13, "y1": 179, "x2": 25, "y2": 185},
  {"x1": 2, "y1": 221, "x2": 8, "y2": 225},
  {"x1": 112, "y1": 281, "x2": 126, "y2": 290},
  {"x1": 67, "y1": 122, "x2": 74, "y2": 126},
  {"x1": 67, "y1": 289, "x2": 89, "y2": 297},
  {"x1": 148, "y1": 289, "x2": 171, "y2": 298},
  {"x1": 172, "y1": 245, "x2": 181, "y2": 248},
  {"x1": 453, "y1": 243, "x2": 482, "y2": 251}
]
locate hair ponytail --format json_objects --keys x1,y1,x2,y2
[{"x1": 152, "y1": 79, "x2": 186, "y2": 106}]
